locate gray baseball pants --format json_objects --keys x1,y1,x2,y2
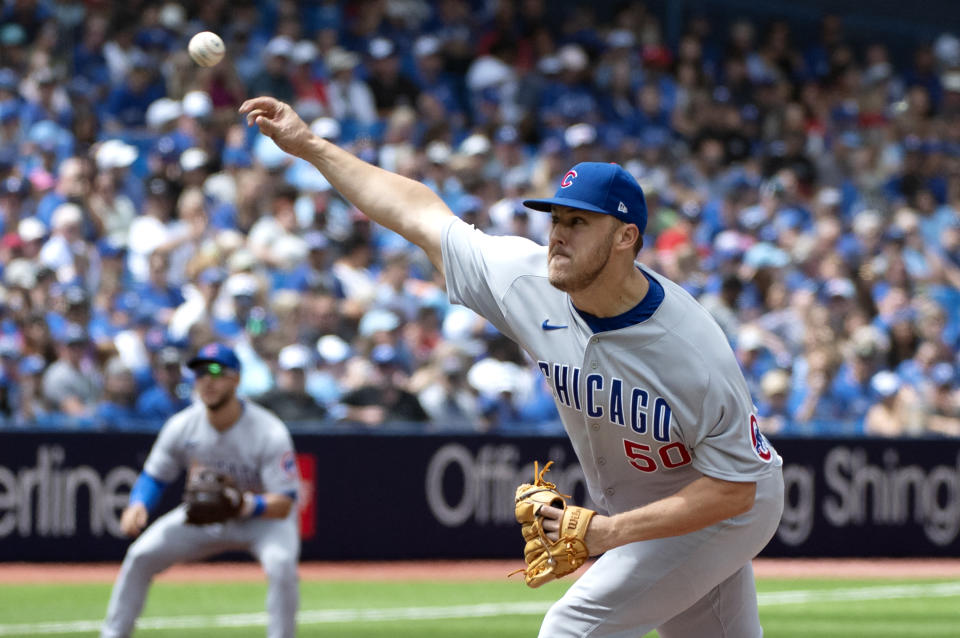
[
  {"x1": 538, "y1": 469, "x2": 784, "y2": 637},
  {"x1": 101, "y1": 505, "x2": 299, "y2": 638}
]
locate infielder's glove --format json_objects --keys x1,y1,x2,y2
[
  {"x1": 183, "y1": 468, "x2": 243, "y2": 525},
  {"x1": 511, "y1": 461, "x2": 595, "y2": 588}
]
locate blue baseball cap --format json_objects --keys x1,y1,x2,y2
[
  {"x1": 187, "y1": 342, "x2": 241, "y2": 371},
  {"x1": 523, "y1": 162, "x2": 648, "y2": 233}
]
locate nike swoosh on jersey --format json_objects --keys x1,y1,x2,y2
[{"x1": 541, "y1": 319, "x2": 569, "y2": 330}]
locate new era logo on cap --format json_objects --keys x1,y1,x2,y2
[{"x1": 522, "y1": 162, "x2": 647, "y2": 233}]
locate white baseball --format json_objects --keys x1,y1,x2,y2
[{"x1": 188, "y1": 31, "x2": 225, "y2": 67}]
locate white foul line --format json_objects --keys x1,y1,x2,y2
[
  {"x1": 757, "y1": 581, "x2": 960, "y2": 605},
  {"x1": 2, "y1": 582, "x2": 959, "y2": 635}
]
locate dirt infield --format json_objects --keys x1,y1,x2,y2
[{"x1": 2, "y1": 559, "x2": 960, "y2": 584}]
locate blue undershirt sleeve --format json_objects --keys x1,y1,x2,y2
[{"x1": 129, "y1": 472, "x2": 169, "y2": 512}]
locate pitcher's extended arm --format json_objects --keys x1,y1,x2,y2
[{"x1": 240, "y1": 96, "x2": 454, "y2": 272}]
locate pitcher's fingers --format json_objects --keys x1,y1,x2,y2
[
  {"x1": 239, "y1": 96, "x2": 278, "y2": 114},
  {"x1": 245, "y1": 109, "x2": 269, "y2": 127},
  {"x1": 539, "y1": 505, "x2": 563, "y2": 520}
]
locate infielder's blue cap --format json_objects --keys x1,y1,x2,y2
[
  {"x1": 523, "y1": 162, "x2": 647, "y2": 233},
  {"x1": 187, "y1": 342, "x2": 241, "y2": 371}
]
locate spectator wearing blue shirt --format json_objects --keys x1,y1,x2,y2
[
  {"x1": 537, "y1": 44, "x2": 598, "y2": 132},
  {"x1": 133, "y1": 251, "x2": 185, "y2": 325},
  {"x1": 788, "y1": 347, "x2": 842, "y2": 434},
  {"x1": 9, "y1": 354, "x2": 47, "y2": 426},
  {"x1": 0, "y1": 97, "x2": 22, "y2": 151},
  {"x1": 94, "y1": 357, "x2": 138, "y2": 429},
  {"x1": 135, "y1": 347, "x2": 191, "y2": 423},
  {"x1": 412, "y1": 35, "x2": 466, "y2": 123},
  {"x1": 829, "y1": 329, "x2": 887, "y2": 430},
  {"x1": 102, "y1": 51, "x2": 165, "y2": 131},
  {"x1": 735, "y1": 326, "x2": 777, "y2": 401},
  {"x1": 35, "y1": 157, "x2": 95, "y2": 237},
  {"x1": 20, "y1": 68, "x2": 73, "y2": 129},
  {"x1": 72, "y1": 13, "x2": 112, "y2": 92}
]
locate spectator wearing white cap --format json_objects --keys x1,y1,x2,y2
[
  {"x1": 178, "y1": 91, "x2": 220, "y2": 151},
  {"x1": 734, "y1": 325, "x2": 775, "y2": 400},
  {"x1": 17, "y1": 216, "x2": 47, "y2": 259},
  {"x1": 145, "y1": 97, "x2": 182, "y2": 133},
  {"x1": 324, "y1": 46, "x2": 377, "y2": 127},
  {"x1": 256, "y1": 343, "x2": 326, "y2": 424},
  {"x1": 39, "y1": 202, "x2": 100, "y2": 287},
  {"x1": 181, "y1": 90, "x2": 213, "y2": 122},
  {"x1": 864, "y1": 371, "x2": 919, "y2": 436},
  {"x1": 89, "y1": 140, "x2": 139, "y2": 246},
  {"x1": 303, "y1": 335, "x2": 350, "y2": 408},
  {"x1": 756, "y1": 369, "x2": 792, "y2": 434},
  {"x1": 248, "y1": 36, "x2": 296, "y2": 104}
]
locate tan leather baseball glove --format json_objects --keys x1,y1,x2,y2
[{"x1": 511, "y1": 461, "x2": 595, "y2": 588}]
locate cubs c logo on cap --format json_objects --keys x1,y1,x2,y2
[{"x1": 560, "y1": 170, "x2": 578, "y2": 188}]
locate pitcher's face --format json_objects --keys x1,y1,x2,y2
[{"x1": 547, "y1": 206, "x2": 618, "y2": 293}]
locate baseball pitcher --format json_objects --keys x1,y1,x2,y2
[
  {"x1": 242, "y1": 97, "x2": 784, "y2": 637},
  {"x1": 101, "y1": 343, "x2": 300, "y2": 638}
]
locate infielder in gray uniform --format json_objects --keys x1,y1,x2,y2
[
  {"x1": 241, "y1": 97, "x2": 784, "y2": 637},
  {"x1": 101, "y1": 343, "x2": 300, "y2": 638}
]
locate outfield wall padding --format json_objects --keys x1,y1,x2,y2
[{"x1": 0, "y1": 431, "x2": 957, "y2": 561}]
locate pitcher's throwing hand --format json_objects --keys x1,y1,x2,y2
[{"x1": 240, "y1": 97, "x2": 314, "y2": 157}]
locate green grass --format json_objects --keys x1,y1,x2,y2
[{"x1": 0, "y1": 578, "x2": 958, "y2": 637}]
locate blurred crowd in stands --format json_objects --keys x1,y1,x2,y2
[{"x1": 0, "y1": 0, "x2": 957, "y2": 437}]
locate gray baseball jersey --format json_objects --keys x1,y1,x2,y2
[
  {"x1": 442, "y1": 217, "x2": 784, "y2": 636},
  {"x1": 102, "y1": 401, "x2": 300, "y2": 638},
  {"x1": 144, "y1": 401, "x2": 300, "y2": 497}
]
